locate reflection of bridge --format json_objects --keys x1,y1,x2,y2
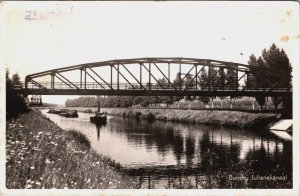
[{"x1": 15, "y1": 58, "x2": 291, "y2": 97}]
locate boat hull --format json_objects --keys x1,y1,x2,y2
[
  {"x1": 59, "y1": 112, "x2": 78, "y2": 118},
  {"x1": 90, "y1": 115, "x2": 107, "y2": 124},
  {"x1": 48, "y1": 109, "x2": 62, "y2": 114}
]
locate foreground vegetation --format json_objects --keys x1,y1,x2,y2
[{"x1": 6, "y1": 109, "x2": 139, "y2": 189}]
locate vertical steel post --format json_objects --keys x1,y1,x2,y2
[
  {"x1": 117, "y1": 64, "x2": 119, "y2": 90},
  {"x1": 84, "y1": 68, "x2": 86, "y2": 89},
  {"x1": 179, "y1": 62, "x2": 182, "y2": 91},
  {"x1": 236, "y1": 65, "x2": 239, "y2": 90},
  {"x1": 140, "y1": 63, "x2": 142, "y2": 89},
  {"x1": 149, "y1": 62, "x2": 151, "y2": 90},
  {"x1": 195, "y1": 64, "x2": 197, "y2": 90},
  {"x1": 208, "y1": 65, "x2": 211, "y2": 91},
  {"x1": 111, "y1": 65, "x2": 113, "y2": 89},
  {"x1": 80, "y1": 69, "x2": 82, "y2": 89},
  {"x1": 51, "y1": 74, "x2": 54, "y2": 89},
  {"x1": 168, "y1": 63, "x2": 170, "y2": 89},
  {"x1": 221, "y1": 67, "x2": 224, "y2": 90}
]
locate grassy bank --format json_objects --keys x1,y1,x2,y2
[
  {"x1": 6, "y1": 109, "x2": 139, "y2": 189},
  {"x1": 66, "y1": 107, "x2": 276, "y2": 129}
]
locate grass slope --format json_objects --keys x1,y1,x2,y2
[{"x1": 6, "y1": 110, "x2": 138, "y2": 189}]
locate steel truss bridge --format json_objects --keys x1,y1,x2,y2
[{"x1": 15, "y1": 58, "x2": 291, "y2": 97}]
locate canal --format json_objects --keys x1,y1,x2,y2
[{"x1": 40, "y1": 109, "x2": 292, "y2": 189}]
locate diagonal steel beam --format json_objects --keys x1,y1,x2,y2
[
  {"x1": 85, "y1": 70, "x2": 105, "y2": 89},
  {"x1": 181, "y1": 65, "x2": 195, "y2": 82},
  {"x1": 88, "y1": 68, "x2": 113, "y2": 90},
  {"x1": 55, "y1": 74, "x2": 74, "y2": 89},
  {"x1": 153, "y1": 63, "x2": 177, "y2": 90},
  {"x1": 56, "y1": 72, "x2": 79, "y2": 89},
  {"x1": 30, "y1": 79, "x2": 46, "y2": 89},
  {"x1": 141, "y1": 63, "x2": 166, "y2": 89},
  {"x1": 183, "y1": 66, "x2": 204, "y2": 91},
  {"x1": 112, "y1": 65, "x2": 135, "y2": 89},
  {"x1": 121, "y1": 64, "x2": 146, "y2": 90},
  {"x1": 237, "y1": 72, "x2": 247, "y2": 82}
]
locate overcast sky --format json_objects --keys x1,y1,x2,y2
[{"x1": 2, "y1": 1, "x2": 299, "y2": 104}]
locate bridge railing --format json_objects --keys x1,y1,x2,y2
[{"x1": 15, "y1": 82, "x2": 291, "y2": 92}]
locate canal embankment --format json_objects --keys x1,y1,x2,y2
[
  {"x1": 65, "y1": 107, "x2": 277, "y2": 129},
  {"x1": 6, "y1": 109, "x2": 139, "y2": 189}
]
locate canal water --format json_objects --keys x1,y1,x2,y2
[{"x1": 41, "y1": 109, "x2": 292, "y2": 189}]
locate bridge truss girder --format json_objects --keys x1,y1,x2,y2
[
  {"x1": 24, "y1": 58, "x2": 250, "y2": 90},
  {"x1": 21, "y1": 57, "x2": 291, "y2": 97}
]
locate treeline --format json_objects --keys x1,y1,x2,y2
[
  {"x1": 6, "y1": 69, "x2": 28, "y2": 119},
  {"x1": 65, "y1": 96, "x2": 172, "y2": 108}
]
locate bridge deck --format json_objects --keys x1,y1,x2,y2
[{"x1": 15, "y1": 88, "x2": 292, "y2": 97}]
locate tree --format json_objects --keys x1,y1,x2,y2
[
  {"x1": 173, "y1": 72, "x2": 183, "y2": 90},
  {"x1": 155, "y1": 78, "x2": 170, "y2": 104},
  {"x1": 184, "y1": 74, "x2": 195, "y2": 100},
  {"x1": 173, "y1": 73, "x2": 184, "y2": 101},
  {"x1": 225, "y1": 68, "x2": 237, "y2": 90},
  {"x1": 261, "y1": 44, "x2": 292, "y2": 89},
  {"x1": 12, "y1": 73, "x2": 22, "y2": 86},
  {"x1": 6, "y1": 70, "x2": 27, "y2": 119},
  {"x1": 215, "y1": 68, "x2": 226, "y2": 108},
  {"x1": 184, "y1": 74, "x2": 195, "y2": 89},
  {"x1": 209, "y1": 67, "x2": 219, "y2": 89},
  {"x1": 197, "y1": 68, "x2": 210, "y2": 105},
  {"x1": 271, "y1": 97, "x2": 282, "y2": 111},
  {"x1": 248, "y1": 44, "x2": 292, "y2": 114}
]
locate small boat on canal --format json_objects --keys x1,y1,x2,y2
[
  {"x1": 59, "y1": 110, "x2": 79, "y2": 118},
  {"x1": 90, "y1": 101, "x2": 107, "y2": 124},
  {"x1": 90, "y1": 112, "x2": 107, "y2": 124},
  {"x1": 48, "y1": 108, "x2": 62, "y2": 114}
]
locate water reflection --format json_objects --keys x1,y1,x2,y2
[
  {"x1": 41, "y1": 109, "x2": 292, "y2": 188},
  {"x1": 95, "y1": 123, "x2": 106, "y2": 141}
]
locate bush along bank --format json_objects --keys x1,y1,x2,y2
[
  {"x1": 62, "y1": 107, "x2": 277, "y2": 129},
  {"x1": 78, "y1": 108, "x2": 276, "y2": 129},
  {"x1": 6, "y1": 109, "x2": 139, "y2": 189}
]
